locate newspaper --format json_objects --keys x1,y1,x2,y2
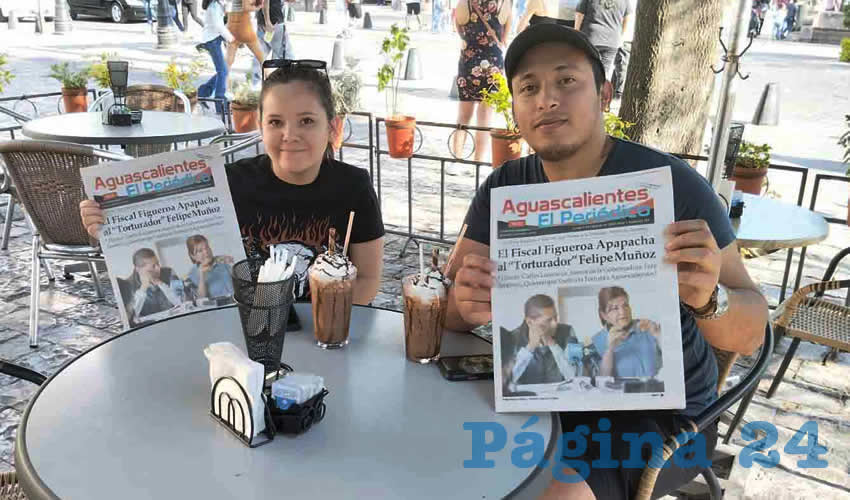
[
  {"x1": 490, "y1": 167, "x2": 685, "y2": 413},
  {"x1": 81, "y1": 145, "x2": 246, "y2": 330}
]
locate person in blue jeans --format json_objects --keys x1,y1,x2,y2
[
  {"x1": 197, "y1": 0, "x2": 235, "y2": 114},
  {"x1": 144, "y1": 0, "x2": 155, "y2": 33},
  {"x1": 169, "y1": 0, "x2": 186, "y2": 31}
]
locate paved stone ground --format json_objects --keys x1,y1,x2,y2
[{"x1": 1, "y1": 7, "x2": 850, "y2": 497}]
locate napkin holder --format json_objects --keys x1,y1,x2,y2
[{"x1": 210, "y1": 363, "x2": 329, "y2": 448}]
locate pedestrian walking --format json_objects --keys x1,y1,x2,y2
[
  {"x1": 610, "y1": 0, "x2": 635, "y2": 100},
  {"x1": 144, "y1": 0, "x2": 156, "y2": 33},
  {"x1": 452, "y1": 0, "x2": 511, "y2": 162},
  {"x1": 782, "y1": 0, "x2": 797, "y2": 39},
  {"x1": 181, "y1": 0, "x2": 206, "y2": 31},
  {"x1": 406, "y1": 0, "x2": 423, "y2": 29},
  {"x1": 197, "y1": 0, "x2": 234, "y2": 113},
  {"x1": 169, "y1": 0, "x2": 186, "y2": 32},
  {"x1": 225, "y1": 0, "x2": 266, "y2": 93},
  {"x1": 252, "y1": 0, "x2": 295, "y2": 87},
  {"x1": 574, "y1": 0, "x2": 634, "y2": 80}
]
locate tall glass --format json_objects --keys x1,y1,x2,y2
[{"x1": 402, "y1": 274, "x2": 450, "y2": 363}]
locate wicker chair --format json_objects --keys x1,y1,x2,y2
[
  {"x1": 766, "y1": 247, "x2": 850, "y2": 399},
  {"x1": 0, "y1": 361, "x2": 46, "y2": 500},
  {"x1": 1, "y1": 159, "x2": 18, "y2": 250},
  {"x1": 634, "y1": 325, "x2": 774, "y2": 500},
  {"x1": 0, "y1": 140, "x2": 132, "y2": 347}
]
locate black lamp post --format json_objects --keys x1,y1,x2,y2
[
  {"x1": 156, "y1": 0, "x2": 179, "y2": 49},
  {"x1": 54, "y1": 0, "x2": 73, "y2": 35}
]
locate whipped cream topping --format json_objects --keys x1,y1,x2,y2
[
  {"x1": 407, "y1": 267, "x2": 450, "y2": 297},
  {"x1": 311, "y1": 251, "x2": 357, "y2": 281}
]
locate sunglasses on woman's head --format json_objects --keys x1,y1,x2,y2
[{"x1": 262, "y1": 59, "x2": 329, "y2": 81}]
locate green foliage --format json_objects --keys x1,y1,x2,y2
[
  {"x1": 160, "y1": 57, "x2": 206, "y2": 96},
  {"x1": 736, "y1": 141, "x2": 771, "y2": 170},
  {"x1": 376, "y1": 24, "x2": 410, "y2": 118},
  {"x1": 843, "y1": 4, "x2": 850, "y2": 29},
  {"x1": 0, "y1": 54, "x2": 13, "y2": 94},
  {"x1": 838, "y1": 114, "x2": 850, "y2": 176},
  {"x1": 479, "y1": 73, "x2": 517, "y2": 134},
  {"x1": 604, "y1": 112, "x2": 634, "y2": 140},
  {"x1": 89, "y1": 52, "x2": 120, "y2": 89},
  {"x1": 330, "y1": 59, "x2": 362, "y2": 116},
  {"x1": 232, "y1": 75, "x2": 259, "y2": 108},
  {"x1": 48, "y1": 62, "x2": 90, "y2": 90},
  {"x1": 841, "y1": 38, "x2": 850, "y2": 63}
]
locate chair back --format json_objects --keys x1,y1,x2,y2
[
  {"x1": 126, "y1": 84, "x2": 193, "y2": 115},
  {"x1": 0, "y1": 140, "x2": 129, "y2": 246}
]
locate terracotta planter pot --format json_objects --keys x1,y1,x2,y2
[
  {"x1": 231, "y1": 103, "x2": 259, "y2": 133},
  {"x1": 62, "y1": 88, "x2": 88, "y2": 113},
  {"x1": 731, "y1": 165, "x2": 768, "y2": 195},
  {"x1": 385, "y1": 116, "x2": 416, "y2": 159},
  {"x1": 332, "y1": 114, "x2": 346, "y2": 151},
  {"x1": 490, "y1": 129, "x2": 523, "y2": 168}
]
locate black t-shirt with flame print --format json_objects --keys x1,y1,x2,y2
[{"x1": 225, "y1": 154, "x2": 384, "y2": 298}]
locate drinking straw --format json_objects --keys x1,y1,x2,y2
[
  {"x1": 328, "y1": 227, "x2": 337, "y2": 255},
  {"x1": 443, "y1": 224, "x2": 468, "y2": 275},
  {"x1": 342, "y1": 211, "x2": 355, "y2": 257},
  {"x1": 419, "y1": 244, "x2": 425, "y2": 277}
]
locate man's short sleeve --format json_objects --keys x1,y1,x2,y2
[
  {"x1": 462, "y1": 175, "x2": 493, "y2": 246},
  {"x1": 576, "y1": 0, "x2": 587, "y2": 14},
  {"x1": 671, "y1": 162, "x2": 736, "y2": 250}
]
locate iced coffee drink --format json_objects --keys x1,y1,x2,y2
[
  {"x1": 402, "y1": 250, "x2": 450, "y2": 363},
  {"x1": 309, "y1": 229, "x2": 357, "y2": 349}
]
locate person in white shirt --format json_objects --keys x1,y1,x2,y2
[
  {"x1": 127, "y1": 249, "x2": 182, "y2": 323},
  {"x1": 197, "y1": 0, "x2": 235, "y2": 114}
]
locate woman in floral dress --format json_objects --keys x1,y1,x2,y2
[{"x1": 453, "y1": 0, "x2": 512, "y2": 162}]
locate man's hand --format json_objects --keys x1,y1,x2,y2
[
  {"x1": 139, "y1": 272, "x2": 154, "y2": 291},
  {"x1": 453, "y1": 254, "x2": 496, "y2": 325},
  {"x1": 265, "y1": 22, "x2": 274, "y2": 33},
  {"x1": 664, "y1": 220, "x2": 722, "y2": 310},
  {"x1": 527, "y1": 324, "x2": 546, "y2": 350},
  {"x1": 79, "y1": 200, "x2": 104, "y2": 240}
]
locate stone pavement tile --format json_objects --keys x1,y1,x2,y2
[
  {"x1": 0, "y1": 309, "x2": 70, "y2": 338},
  {"x1": 11, "y1": 343, "x2": 81, "y2": 378},
  {"x1": 12, "y1": 288, "x2": 92, "y2": 315},
  {"x1": 55, "y1": 302, "x2": 122, "y2": 333},
  {"x1": 0, "y1": 381, "x2": 38, "y2": 414},
  {"x1": 0, "y1": 330, "x2": 19, "y2": 344},
  {"x1": 0, "y1": 408, "x2": 21, "y2": 466},
  {"x1": 34, "y1": 323, "x2": 115, "y2": 355},
  {"x1": 0, "y1": 459, "x2": 12, "y2": 473}
]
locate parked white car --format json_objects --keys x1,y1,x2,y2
[{"x1": 0, "y1": 0, "x2": 56, "y2": 21}]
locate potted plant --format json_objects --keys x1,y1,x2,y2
[
  {"x1": 730, "y1": 141, "x2": 771, "y2": 195},
  {"x1": 48, "y1": 62, "x2": 91, "y2": 113},
  {"x1": 230, "y1": 76, "x2": 260, "y2": 133},
  {"x1": 89, "y1": 52, "x2": 120, "y2": 94},
  {"x1": 480, "y1": 73, "x2": 522, "y2": 168},
  {"x1": 377, "y1": 24, "x2": 414, "y2": 159},
  {"x1": 161, "y1": 57, "x2": 206, "y2": 112},
  {"x1": 0, "y1": 53, "x2": 13, "y2": 94},
  {"x1": 330, "y1": 58, "x2": 362, "y2": 150},
  {"x1": 604, "y1": 112, "x2": 634, "y2": 139},
  {"x1": 838, "y1": 114, "x2": 850, "y2": 224}
]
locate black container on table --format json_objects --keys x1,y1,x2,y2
[{"x1": 231, "y1": 258, "x2": 297, "y2": 377}]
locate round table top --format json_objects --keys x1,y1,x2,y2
[
  {"x1": 733, "y1": 193, "x2": 829, "y2": 251},
  {"x1": 21, "y1": 111, "x2": 225, "y2": 145},
  {"x1": 16, "y1": 304, "x2": 556, "y2": 500}
]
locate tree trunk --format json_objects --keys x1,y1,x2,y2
[{"x1": 620, "y1": 0, "x2": 729, "y2": 155}]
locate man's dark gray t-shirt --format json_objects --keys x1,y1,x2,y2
[
  {"x1": 463, "y1": 138, "x2": 735, "y2": 417},
  {"x1": 577, "y1": 0, "x2": 634, "y2": 49}
]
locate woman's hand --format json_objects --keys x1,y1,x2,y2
[
  {"x1": 638, "y1": 319, "x2": 661, "y2": 339},
  {"x1": 79, "y1": 200, "x2": 105, "y2": 240}
]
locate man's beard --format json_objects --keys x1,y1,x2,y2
[{"x1": 535, "y1": 143, "x2": 580, "y2": 162}]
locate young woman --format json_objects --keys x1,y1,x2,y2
[
  {"x1": 80, "y1": 62, "x2": 385, "y2": 306},
  {"x1": 184, "y1": 235, "x2": 235, "y2": 300},
  {"x1": 197, "y1": 0, "x2": 234, "y2": 114}
]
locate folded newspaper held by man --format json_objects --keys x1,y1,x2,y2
[
  {"x1": 490, "y1": 167, "x2": 685, "y2": 413},
  {"x1": 81, "y1": 145, "x2": 246, "y2": 330}
]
